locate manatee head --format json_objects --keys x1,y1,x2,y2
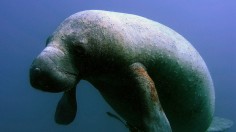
[
  {"x1": 30, "y1": 15, "x2": 90, "y2": 93},
  {"x1": 30, "y1": 41, "x2": 78, "y2": 92},
  {"x1": 29, "y1": 16, "x2": 94, "y2": 124}
]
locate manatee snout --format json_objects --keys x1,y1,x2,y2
[
  {"x1": 30, "y1": 46, "x2": 79, "y2": 93},
  {"x1": 30, "y1": 57, "x2": 63, "y2": 92}
]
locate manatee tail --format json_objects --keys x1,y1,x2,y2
[{"x1": 207, "y1": 117, "x2": 233, "y2": 132}]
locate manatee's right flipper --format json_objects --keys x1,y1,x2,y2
[
  {"x1": 129, "y1": 63, "x2": 172, "y2": 132},
  {"x1": 55, "y1": 87, "x2": 77, "y2": 125},
  {"x1": 106, "y1": 112, "x2": 140, "y2": 131},
  {"x1": 207, "y1": 117, "x2": 233, "y2": 132}
]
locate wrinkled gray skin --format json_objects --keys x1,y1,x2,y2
[{"x1": 30, "y1": 10, "x2": 215, "y2": 132}]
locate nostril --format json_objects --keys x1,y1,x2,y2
[
  {"x1": 34, "y1": 67, "x2": 41, "y2": 74},
  {"x1": 30, "y1": 67, "x2": 43, "y2": 86},
  {"x1": 30, "y1": 67, "x2": 42, "y2": 76}
]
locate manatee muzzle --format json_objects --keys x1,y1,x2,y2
[{"x1": 30, "y1": 47, "x2": 79, "y2": 93}]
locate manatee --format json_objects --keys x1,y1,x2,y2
[{"x1": 29, "y1": 10, "x2": 232, "y2": 132}]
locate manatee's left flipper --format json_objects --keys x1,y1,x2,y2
[
  {"x1": 55, "y1": 87, "x2": 77, "y2": 125},
  {"x1": 129, "y1": 63, "x2": 172, "y2": 132}
]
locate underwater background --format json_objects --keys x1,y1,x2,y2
[{"x1": 0, "y1": 0, "x2": 235, "y2": 132}]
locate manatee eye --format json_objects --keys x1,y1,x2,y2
[
  {"x1": 73, "y1": 43, "x2": 86, "y2": 56},
  {"x1": 66, "y1": 36, "x2": 87, "y2": 57},
  {"x1": 73, "y1": 37, "x2": 88, "y2": 56}
]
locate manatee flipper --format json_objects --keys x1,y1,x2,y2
[
  {"x1": 106, "y1": 112, "x2": 140, "y2": 131},
  {"x1": 207, "y1": 117, "x2": 233, "y2": 132},
  {"x1": 129, "y1": 63, "x2": 172, "y2": 132},
  {"x1": 55, "y1": 87, "x2": 77, "y2": 125}
]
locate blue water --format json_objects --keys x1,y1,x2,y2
[{"x1": 0, "y1": 0, "x2": 235, "y2": 131}]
